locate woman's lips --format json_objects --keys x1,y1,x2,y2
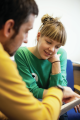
[{"x1": 44, "y1": 50, "x2": 51, "y2": 56}]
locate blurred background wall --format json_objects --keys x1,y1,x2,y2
[{"x1": 11, "y1": 0, "x2": 80, "y2": 63}]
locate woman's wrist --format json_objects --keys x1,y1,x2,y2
[
  {"x1": 51, "y1": 60, "x2": 60, "y2": 64},
  {"x1": 51, "y1": 62, "x2": 61, "y2": 74}
]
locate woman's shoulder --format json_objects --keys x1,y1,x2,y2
[
  {"x1": 57, "y1": 48, "x2": 67, "y2": 56},
  {"x1": 57, "y1": 48, "x2": 67, "y2": 60},
  {"x1": 15, "y1": 46, "x2": 29, "y2": 60},
  {"x1": 16, "y1": 46, "x2": 28, "y2": 53},
  {"x1": 15, "y1": 46, "x2": 32, "y2": 57}
]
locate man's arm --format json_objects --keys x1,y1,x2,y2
[
  {"x1": 43, "y1": 87, "x2": 80, "y2": 113},
  {"x1": 0, "y1": 44, "x2": 63, "y2": 120}
]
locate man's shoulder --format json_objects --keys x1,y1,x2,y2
[
  {"x1": 0, "y1": 43, "x2": 4, "y2": 52},
  {"x1": 0, "y1": 43, "x2": 10, "y2": 59}
]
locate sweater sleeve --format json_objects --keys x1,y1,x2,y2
[
  {"x1": 0, "y1": 43, "x2": 63, "y2": 120},
  {"x1": 14, "y1": 48, "x2": 44, "y2": 99},
  {"x1": 48, "y1": 48, "x2": 68, "y2": 87}
]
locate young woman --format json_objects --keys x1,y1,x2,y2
[{"x1": 15, "y1": 14, "x2": 68, "y2": 120}]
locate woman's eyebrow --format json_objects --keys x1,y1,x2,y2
[
  {"x1": 56, "y1": 44, "x2": 62, "y2": 46},
  {"x1": 47, "y1": 39, "x2": 52, "y2": 42},
  {"x1": 46, "y1": 39, "x2": 62, "y2": 46}
]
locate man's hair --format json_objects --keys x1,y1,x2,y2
[{"x1": 0, "y1": 0, "x2": 38, "y2": 33}]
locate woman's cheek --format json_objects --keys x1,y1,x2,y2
[{"x1": 55, "y1": 49, "x2": 59, "y2": 54}]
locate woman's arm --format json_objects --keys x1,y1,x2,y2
[
  {"x1": 48, "y1": 48, "x2": 67, "y2": 87},
  {"x1": 58, "y1": 48, "x2": 67, "y2": 86}
]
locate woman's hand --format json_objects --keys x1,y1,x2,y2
[
  {"x1": 48, "y1": 54, "x2": 61, "y2": 75},
  {"x1": 48, "y1": 53, "x2": 61, "y2": 63}
]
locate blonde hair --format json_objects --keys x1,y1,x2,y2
[{"x1": 38, "y1": 14, "x2": 67, "y2": 46}]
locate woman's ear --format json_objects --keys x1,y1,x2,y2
[
  {"x1": 37, "y1": 32, "x2": 41, "y2": 41},
  {"x1": 3, "y1": 19, "x2": 14, "y2": 38}
]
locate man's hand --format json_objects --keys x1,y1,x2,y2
[
  {"x1": 74, "y1": 99, "x2": 80, "y2": 113},
  {"x1": 62, "y1": 86, "x2": 80, "y2": 113}
]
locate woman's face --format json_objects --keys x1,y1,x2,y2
[{"x1": 37, "y1": 35, "x2": 62, "y2": 59}]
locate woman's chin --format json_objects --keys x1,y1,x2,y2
[{"x1": 40, "y1": 55, "x2": 49, "y2": 60}]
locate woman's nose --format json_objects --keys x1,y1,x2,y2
[{"x1": 49, "y1": 47, "x2": 55, "y2": 52}]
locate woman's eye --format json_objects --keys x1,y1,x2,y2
[
  {"x1": 46, "y1": 41, "x2": 51, "y2": 44},
  {"x1": 56, "y1": 46, "x2": 60, "y2": 49}
]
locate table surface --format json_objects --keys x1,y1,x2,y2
[{"x1": 73, "y1": 63, "x2": 80, "y2": 67}]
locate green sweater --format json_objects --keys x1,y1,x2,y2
[{"x1": 15, "y1": 47, "x2": 67, "y2": 99}]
